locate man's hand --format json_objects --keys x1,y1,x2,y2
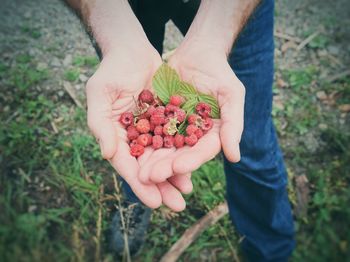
[
  {"x1": 70, "y1": 0, "x2": 191, "y2": 211},
  {"x1": 141, "y1": 44, "x2": 245, "y2": 184},
  {"x1": 86, "y1": 45, "x2": 162, "y2": 208},
  {"x1": 141, "y1": 0, "x2": 261, "y2": 184}
]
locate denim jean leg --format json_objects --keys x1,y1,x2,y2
[{"x1": 224, "y1": 0, "x2": 295, "y2": 261}]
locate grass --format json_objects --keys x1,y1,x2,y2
[{"x1": 0, "y1": 46, "x2": 349, "y2": 262}]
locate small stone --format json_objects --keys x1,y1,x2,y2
[
  {"x1": 28, "y1": 205, "x2": 37, "y2": 212},
  {"x1": 51, "y1": 57, "x2": 61, "y2": 67},
  {"x1": 79, "y1": 74, "x2": 88, "y2": 82},
  {"x1": 37, "y1": 62, "x2": 47, "y2": 70},
  {"x1": 303, "y1": 133, "x2": 319, "y2": 153},
  {"x1": 276, "y1": 78, "x2": 288, "y2": 88},
  {"x1": 318, "y1": 123, "x2": 328, "y2": 130},
  {"x1": 339, "y1": 104, "x2": 350, "y2": 113},
  {"x1": 328, "y1": 45, "x2": 340, "y2": 55},
  {"x1": 29, "y1": 49, "x2": 37, "y2": 56},
  {"x1": 317, "y1": 49, "x2": 328, "y2": 57},
  {"x1": 63, "y1": 54, "x2": 72, "y2": 66},
  {"x1": 58, "y1": 90, "x2": 64, "y2": 97},
  {"x1": 316, "y1": 91, "x2": 327, "y2": 101},
  {"x1": 24, "y1": 11, "x2": 31, "y2": 19}
]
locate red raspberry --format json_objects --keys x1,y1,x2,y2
[
  {"x1": 163, "y1": 135, "x2": 175, "y2": 148},
  {"x1": 174, "y1": 134, "x2": 185, "y2": 148},
  {"x1": 137, "y1": 134, "x2": 149, "y2": 146},
  {"x1": 150, "y1": 113, "x2": 165, "y2": 126},
  {"x1": 145, "y1": 133, "x2": 153, "y2": 146},
  {"x1": 194, "y1": 128, "x2": 204, "y2": 139},
  {"x1": 138, "y1": 90, "x2": 154, "y2": 104},
  {"x1": 196, "y1": 102, "x2": 212, "y2": 118},
  {"x1": 127, "y1": 125, "x2": 139, "y2": 141},
  {"x1": 154, "y1": 125, "x2": 163, "y2": 136},
  {"x1": 130, "y1": 139, "x2": 138, "y2": 147},
  {"x1": 145, "y1": 105, "x2": 156, "y2": 118},
  {"x1": 186, "y1": 124, "x2": 198, "y2": 136},
  {"x1": 154, "y1": 106, "x2": 165, "y2": 115},
  {"x1": 136, "y1": 119, "x2": 150, "y2": 134},
  {"x1": 152, "y1": 135, "x2": 163, "y2": 149},
  {"x1": 185, "y1": 134, "x2": 198, "y2": 146},
  {"x1": 119, "y1": 112, "x2": 134, "y2": 127},
  {"x1": 187, "y1": 114, "x2": 202, "y2": 125},
  {"x1": 130, "y1": 144, "x2": 144, "y2": 157},
  {"x1": 169, "y1": 95, "x2": 184, "y2": 106},
  {"x1": 201, "y1": 118, "x2": 213, "y2": 131},
  {"x1": 165, "y1": 104, "x2": 178, "y2": 117},
  {"x1": 175, "y1": 108, "x2": 186, "y2": 123}
]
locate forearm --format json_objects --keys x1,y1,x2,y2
[
  {"x1": 184, "y1": 0, "x2": 260, "y2": 56},
  {"x1": 65, "y1": 0, "x2": 150, "y2": 56}
]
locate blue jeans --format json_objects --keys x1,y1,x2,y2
[{"x1": 116, "y1": 0, "x2": 296, "y2": 261}]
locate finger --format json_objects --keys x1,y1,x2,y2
[
  {"x1": 157, "y1": 181, "x2": 186, "y2": 212},
  {"x1": 138, "y1": 148, "x2": 175, "y2": 184},
  {"x1": 109, "y1": 141, "x2": 162, "y2": 209},
  {"x1": 168, "y1": 173, "x2": 193, "y2": 194},
  {"x1": 149, "y1": 153, "x2": 181, "y2": 183},
  {"x1": 172, "y1": 130, "x2": 221, "y2": 174},
  {"x1": 86, "y1": 80, "x2": 118, "y2": 159},
  {"x1": 219, "y1": 83, "x2": 245, "y2": 162}
]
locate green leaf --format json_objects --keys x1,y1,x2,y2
[
  {"x1": 181, "y1": 97, "x2": 198, "y2": 115},
  {"x1": 198, "y1": 93, "x2": 220, "y2": 118},
  {"x1": 178, "y1": 81, "x2": 198, "y2": 97},
  {"x1": 152, "y1": 63, "x2": 180, "y2": 104},
  {"x1": 178, "y1": 121, "x2": 187, "y2": 135}
]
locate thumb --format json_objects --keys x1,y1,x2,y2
[
  {"x1": 86, "y1": 79, "x2": 118, "y2": 159},
  {"x1": 219, "y1": 82, "x2": 245, "y2": 163},
  {"x1": 89, "y1": 116, "x2": 118, "y2": 159}
]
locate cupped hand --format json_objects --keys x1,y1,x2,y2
[
  {"x1": 86, "y1": 46, "x2": 191, "y2": 211},
  {"x1": 143, "y1": 43, "x2": 245, "y2": 184}
]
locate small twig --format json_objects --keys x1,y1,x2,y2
[
  {"x1": 274, "y1": 31, "x2": 302, "y2": 43},
  {"x1": 295, "y1": 175, "x2": 310, "y2": 218},
  {"x1": 112, "y1": 174, "x2": 131, "y2": 262},
  {"x1": 50, "y1": 120, "x2": 59, "y2": 134},
  {"x1": 218, "y1": 223, "x2": 240, "y2": 262},
  {"x1": 160, "y1": 202, "x2": 229, "y2": 262},
  {"x1": 5, "y1": 110, "x2": 19, "y2": 123},
  {"x1": 326, "y1": 53, "x2": 344, "y2": 67},
  {"x1": 326, "y1": 69, "x2": 350, "y2": 83},
  {"x1": 296, "y1": 31, "x2": 320, "y2": 51},
  {"x1": 62, "y1": 81, "x2": 84, "y2": 109},
  {"x1": 94, "y1": 185, "x2": 104, "y2": 262}
]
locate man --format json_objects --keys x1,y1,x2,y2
[{"x1": 66, "y1": 0, "x2": 295, "y2": 261}]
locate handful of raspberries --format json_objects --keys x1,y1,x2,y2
[{"x1": 119, "y1": 90, "x2": 214, "y2": 157}]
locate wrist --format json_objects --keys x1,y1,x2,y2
[
  {"x1": 178, "y1": 35, "x2": 229, "y2": 60},
  {"x1": 182, "y1": 0, "x2": 260, "y2": 57},
  {"x1": 88, "y1": 0, "x2": 151, "y2": 56}
]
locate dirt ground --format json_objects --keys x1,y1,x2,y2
[{"x1": 1, "y1": 0, "x2": 349, "y2": 261}]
